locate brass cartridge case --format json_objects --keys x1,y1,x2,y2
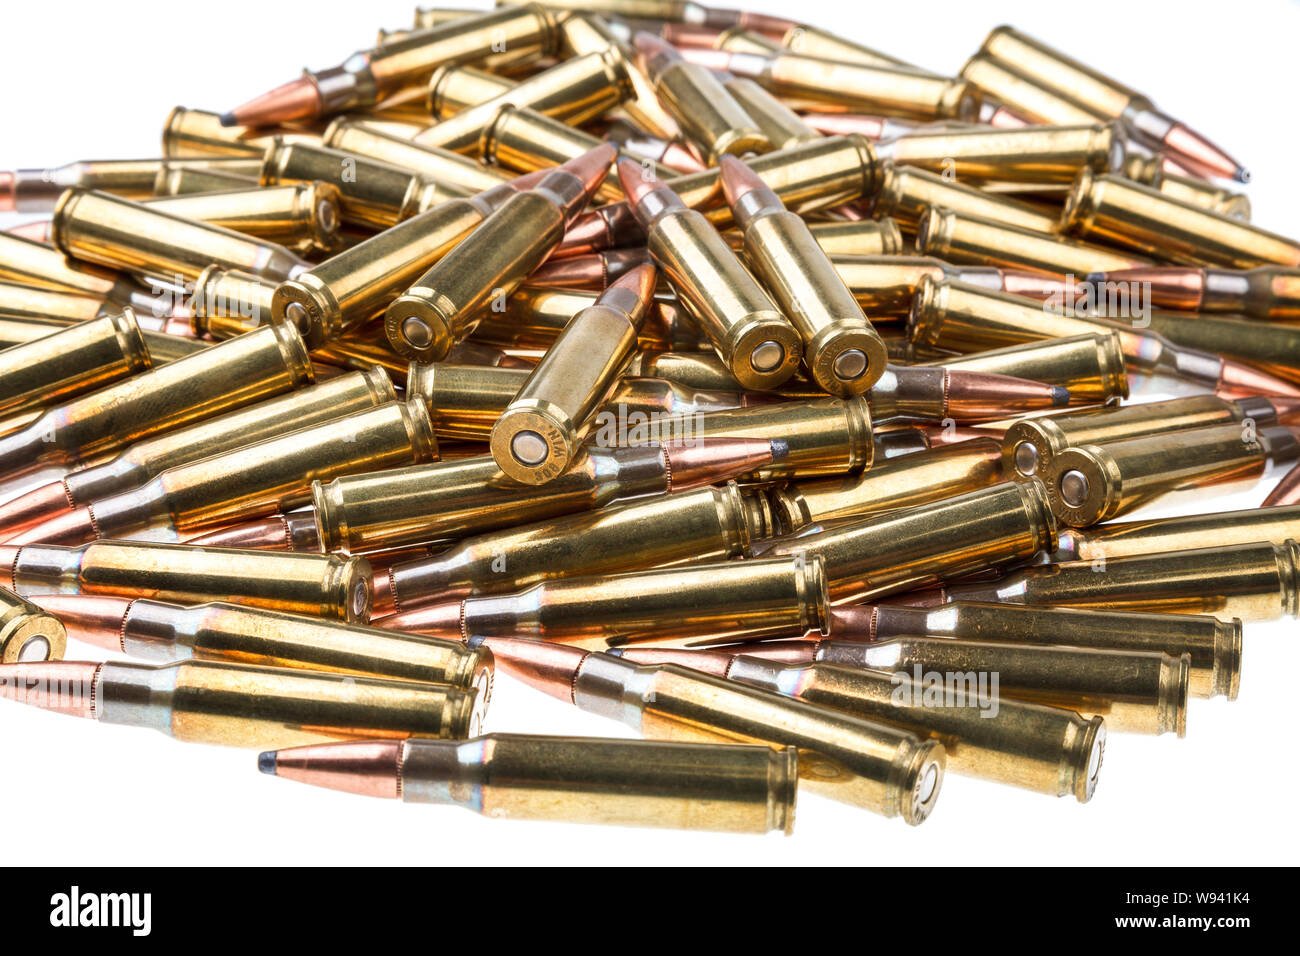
[
  {"x1": 77, "y1": 597, "x2": 491, "y2": 692},
  {"x1": 568, "y1": 650, "x2": 943, "y2": 823},
  {"x1": 1057, "y1": 505, "x2": 1300, "y2": 567},
  {"x1": 190, "y1": 266, "x2": 277, "y2": 339},
  {"x1": 447, "y1": 554, "x2": 829, "y2": 648},
  {"x1": 636, "y1": 35, "x2": 768, "y2": 161},
  {"x1": 412, "y1": 50, "x2": 631, "y2": 152},
  {"x1": 726, "y1": 49, "x2": 979, "y2": 123},
  {"x1": 909, "y1": 277, "x2": 1221, "y2": 390},
  {"x1": 474, "y1": 285, "x2": 677, "y2": 350},
  {"x1": 1043, "y1": 423, "x2": 1298, "y2": 527},
  {"x1": 762, "y1": 479, "x2": 1056, "y2": 603},
  {"x1": 720, "y1": 74, "x2": 821, "y2": 151},
  {"x1": 877, "y1": 123, "x2": 1123, "y2": 185},
  {"x1": 82, "y1": 399, "x2": 438, "y2": 541},
  {"x1": 52, "y1": 189, "x2": 310, "y2": 283},
  {"x1": 162, "y1": 106, "x2": 323, "y2": 158},
  {"x1": 1004, "y1": 395, "x2": 1281, "y2": 479},
  {"x1": 482, "y1": 106, "x2": 669, "y2": 203},
  {"x1": 944, "y1": 540, "x2": 1300, "y2": 623},
  {"x1": 322, "y1": 119, "x2": 510, "y2": 193},
  {"x1": 3, "y1": 157, "x2": 263, "y2": 210},
  {"x1": 622, "y1": 349, "x2": 747, "y2": 391},
  {"x1": 3, "y1": 541, "x2": 374, "y2": 624},
  {"x1": 349, "y1": 733, "x2": 797, "y2": 832},
  {"x1": 1121, "y1": 156, "x2": 1252, "y2": 220},
  {"x1": 958, "y1": 53, "x2": 1102, "y2": 127},
  {"x1": 274, "y1": 178, "x2": 527, "y2": 346},
  {"x1": 313, "y1": 442, "x2": 726, "y2": 554},
  {"x1": 408, "y1": 363, "x2": 525, "y2": 440},
  {"x1": 1, "y1": 587, "x2": 66, "y2": 663},
  {"x1": 1145, "y1": 312, "x2": 1300, "y2": 387},
  {"x1": 0, "y1": 322, "x2": 312, "y2": 476},
  {"x1": 76, "y1": 658, "x2": 481, "y2": 748},
  {"x1": 727, "y1": 657, "x2": 1104, "y2": 800},
  {"x1": 803, "y1": 219, "x2": 903, "y2": 256},
  {"x1": 60, "y1": 368, "x2": 395, "y2": 507},
  {"x1": 601, "y1": 376, "x2": 750, "y2": 420},
  {"x1": 387, "y1": 482, "x2": 754, "y2": 607},
  {"x1": 560, "y1": 12, "x2": 683, "y2": 141},
  {"x1": 869, "y1": 162, "x2": 1058, "y2": 234},
  {"x1": 724, "y1": 160, "x2": 887, "y2": 396},
  {"x1": 829, "y1": 254, "x2": 965, "y2": 315},
  {"x1": 491, "y1": 268, "x2": 653, "y2": 483},
  {"x1": 769, "y1": 437, "x2": 1005, "y2": 532},
  {"x1": 427, "y1": 63, "x2": 514, "y2": 115},
  {"x1": 623, "y1": 165, "x2": 803, "y2": 389},
  {"x1": 857, "y1": 601, "x2": 1240, "y2": 700},
  {"x1": 151, "y1": 166, "x2": 259, "y2": 195},
  {"x1": 0, "y1": 311, "x2": 151, "y2": 418},
  {"x1": 918, "y1": 332, "x2": 1128, "y2": 405},
  {"x1": 628, "y1": 398, "x2": 873, "y2": 480},
  {"x1": 144, "y1": 181, "x2": 343, "y2": 256},
  {"x1": 260, "y1": 140, "x2": 467, "y2": 230},
  {"x1": 384, "y1": 156, "x2": 606, "y2": 361},
  {"x1": 0, "y1": 232, "x2": 150, "y2": 307},
  {"x1": 917, "y1": 207, "x2": 1150, "y2": 277},
  {"x1": 1061, "y1": 171, "x2": 1300, "y2": 269},
  {"x1": 814, "y1": 637, "x2": 1189, "y2": 736},
  {"x1": 0, "y1": 280, "x2": 107, "y2": 325}
]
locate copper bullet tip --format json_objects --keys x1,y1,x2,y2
[
  {"x1": 0, "y1": 481, "x2": 77, "y2": 542},
  {"x1": 470, "y1": 636, "x2": 587, "y2": 703},
  {"x1": 6, "y1": 505, "x2": 98, "y2": 547},
  {"x1": 1218, "y1": 359, "x2": 1300, "y2": 400},
  {"x1": 186, "y1": 515, "x2": 293, "y2": 550},
  {"x1": 374, "y1": 599, "x2": 462, "y2": 639},
  {"x1": 1264, "y1": 462, "x2": 1300, "y2": 507},
  {"x1": 0, "y1": 661, "x2": 102, "y2": 720},
  {"x1": 0, "y1": 171, "x2": 14, "y2": 212},
  {"x1": 718, "y1": 154, "x2": 765, "y2": 208},
  {"x1": 614, "y1": 262, "x2": 659, "y2": 305},
  {"x1": 27, "y1": 595, "x2": 133, "y2": 651},
  {"x1": 1266, "y1": 396, "x2": 1300, "y2": 424},
  {"x1": 1163, "y1": 122, "x2": 1249, "y2": 184},
  {"x1": 828, "y1": 605, "x2": 879, "y2": 639},
  {"x1": 223, "y1": 76, "x2": 322, "y2": 128},
  {"x1": 615, "y1": 157, "x2": 660, "y2": 207},
  {"x1": 1087, "y1": 267, "x2": 1205, "y2": 312},
  {"x1": 944, "y1": 369, "x2": 1072, "y2": 419},
  {"x1": 659, "y1": 436, "x2": 779, "y2": 490},
  {"x1": 632, "y1": 30, "x2": 681, "y2": 65},
  {"x1": 261, "y1": 739, "x2": 404, "y2": 798},
  {"x1": 555, "y1": 144, "x2": 618, "y2": 214},
  {"x1": 6, "y1": 220, "x2": 52, "y2": 242}
]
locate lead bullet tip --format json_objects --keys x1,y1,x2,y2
[
  {"x1": 258, "y1": 751, "x2": 278, "y2": 775},
  {"x1": 217, "y1": 112, "x2": 239, "y2": 128},
  {"x1": 6, "y1": 505, "x2": 98, "y2": 546},
  {"x1": 1051, "y1": 386, "x2": 1070, "y2": 407},
  {"x1": 473, "y1": 637, "x2": 587, "y2": 703}
]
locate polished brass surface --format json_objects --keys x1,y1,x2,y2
[
  {"x1": 145, "y1": 182, "x2": 343, "y2": 256},
  {"x1": 762, "y1": 479, "x2": 1056, "y2": 603},
  {"x1": 0, "y1": 587, "x2": 67, "y2": 663},
  {"x1": 6, "y1": 541, "x2": 374, "y2": 623},
  {"x1": 919, "y1": 332, "x2": 1128, "y2": 404},
  {"x1": 877, "y1": 123, "x2": 1123, "y2": 184},
  {"x1": 728, "y1": 657, "x2": 1103, "y2": 800},
  {"x1": 0, "y1": 311, "x2": 151, "y2": 419},
  {"x1": 869, "y1": 162, "x2": 1058, "y2": 233}
]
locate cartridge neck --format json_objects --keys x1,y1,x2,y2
[
  {"x1": 121, "y1": 599, "x2": 200, "y2": 661},
  {"x1": 85, "y1": 486, "x2": 174, "y2": 542},
  {"x1": 398, "y1": 737, "x2": 481, "y2": 806},
  {"x1": 598, "y1": 444, "x2": 672, "y2": 498},
  {"x1": 8, "y1": 545, "x2": 83, "y2": 595},
  {"x1": 61, "y1": 457, "x2": 147, "y2": 506},
  {"x1": 726, "y1": 655, "x2": 806, "y2": 697},
  {"x1": 572, "y1": 651, "x2": 652, "y2": 730},
  {"x1": 96, "y1": 660, "x2": 178, "y2": 734}
]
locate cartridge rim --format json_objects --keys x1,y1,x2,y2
[
  {"x1": 272, "y1": 273, "x2": 342, "y2": 349},
  {"x1": 109, "y1": 307, "x2": 155, "y2": 373},
  {"x1": 1001, "y1": 418, "x2": 1070, "y2": 479},
  {"x1": 490, "y1": 399, "x2": 579, "y2": 485},
  {"x1": 0, "y1": 612, "x2": 68, "y2": 664},
  {"x1": 939, "y1": 79, "x2": 981, "y2": 123},
  {"x1": 806, "y1": 322, "x2": 889, "y2": 398},
  {"x1": 1216, "y1": 618, "x2": 1243, "y2": 701},
  {"x1": 1043, "y1": 444, "x2": 1119, "y2": 528},
  {"x1": 383, "y1": 291, "x2": 455, "y2": 362},
  {"x1": 727, "y1": 315, "x2": 803, "y2": 390},
  {"x1": 1072, "y1": 718, "x2": 1106, "y2": 804},
  {"x1": 900, "y1": 739, "x2": 945, "y2": 825},
  {"x1": 711, "y1": 126, "x2": 772, "y2": 163},
  {"x1": 1059, "y1": 167, "x2": 1100, "y2": 237}
]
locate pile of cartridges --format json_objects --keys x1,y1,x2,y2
[{"x1": 2, "y1": 0, "x2": 1297, "y2": 835}]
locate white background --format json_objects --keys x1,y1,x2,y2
[{"x1": 2, "y1": 0, "x2": 1298, "y2": 866}]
